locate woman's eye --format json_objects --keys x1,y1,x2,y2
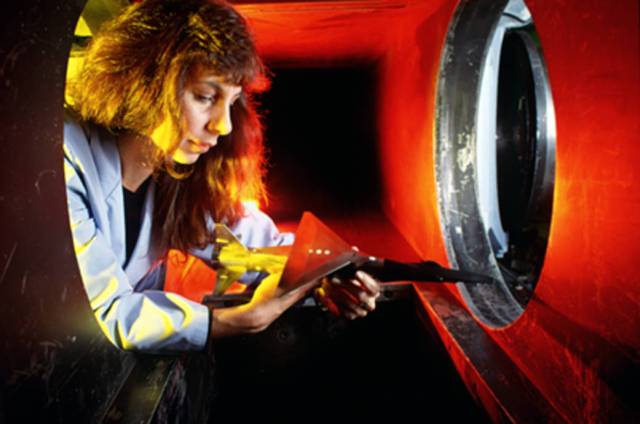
[{"x1": 195, "y1": 93, "x2": 215, "y2": 103}]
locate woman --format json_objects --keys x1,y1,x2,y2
[{"x1": 64, "y1": 0, "x2": 379, "y2": 352}]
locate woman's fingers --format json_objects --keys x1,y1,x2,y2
[
  {"x1": 352, "y1": 279, "x2": 376, "y2": 312},
  {"x1": 321, "y1": 272, "x2": 382, "y2": 319},
  {"x1": 314, "y1": 285, "x2": 340, "y2": 316},
  {"x1": 336, "y1": 273, "x2": 380, "y2": 304},
  {"x1": 355, "y1": 271, "x2": 381, "y2": 296}
]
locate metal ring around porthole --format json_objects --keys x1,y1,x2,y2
[{"x1": 435, "y1": 0, "x2": 556, "y2": 327}]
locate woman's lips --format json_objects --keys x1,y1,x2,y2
[{"x1": 188, "y1": 139, "x2": 214, "y2": 153}]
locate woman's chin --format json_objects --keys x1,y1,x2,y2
[{"x1": 171, "y1": 151, "x2": 200, "y2": 165}]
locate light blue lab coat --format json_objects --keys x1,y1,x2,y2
[{"x1": 63, "y1": 114, "x2": 292, "y2": 352}]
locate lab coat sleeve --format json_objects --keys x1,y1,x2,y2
[
  {"x1": 231, "y1": 207, "x2": 295, "y2": 248},
  {"x1": 64, "y1": 147, "x2": 210, "y2": 353}
]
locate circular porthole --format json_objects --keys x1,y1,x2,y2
[{"x1": 435, "y1": 0, "x2": 556, "y2": 327}]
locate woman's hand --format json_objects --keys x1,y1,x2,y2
[
  {"x1": 315, "y1": 270, "x2": 381, "y2": 320},
  {"x1": 209, "y1": 272, "x2": 318, "y2": 339},
  {"x1": 207, "y1": 250, "x2": 382, "y2": 340}
]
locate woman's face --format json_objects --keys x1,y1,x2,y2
[{"x1": 151, "y1": 63, "x2": 243, "y2": 165}]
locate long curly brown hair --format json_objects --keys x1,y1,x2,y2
[{"x1": 68, "y1": 0, "x2": 268, "y2": 252}]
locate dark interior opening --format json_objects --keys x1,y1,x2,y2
[
  {"x1": 210, "y1": 300, "x2": 490, "y2": 422},
  {"x1": 205, "y1": 66, "x2": 492, "y2": 422},
  {"x1": 496, "y1": 30, "x2": 537, "y2": 236},
  {"x1": 496, "y1": 29, "x2": 551, "y2": 305},
  {"x1": 258, "y1": 66, "x2": 382, "y2": 222}
]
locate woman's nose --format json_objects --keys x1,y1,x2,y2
[{"x1": 208, "y1": 104, "x2": 233, "y2": 136}]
